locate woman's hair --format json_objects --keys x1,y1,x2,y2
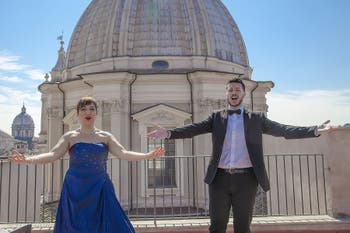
[{"x1": 76, "y1": 96, "x2": 98, "y2": 114}]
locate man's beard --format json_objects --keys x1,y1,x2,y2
[{"x1": 228, "y1": 98, "x2": 243, "y2": 108}]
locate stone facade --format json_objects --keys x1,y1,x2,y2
[{"x1": 37, "y1": 0, "x2": 274, "y2": 211}]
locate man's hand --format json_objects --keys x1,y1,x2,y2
[
  {"x1": 147, "y1": 125, "x2": 170, "y2": 140},
  {"x1": 317, "y1": 120, "x2": 342, "y2": 135}
]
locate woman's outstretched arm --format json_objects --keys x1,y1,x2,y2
[
  {"x1": 106, "y1": 132, "x2": 165, "y2": 160},
  {"x1": 9, "y1": 132, "x2": 71, "y2": 164}
]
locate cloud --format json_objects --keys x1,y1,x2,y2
[
  {"x1": 0, "y1": 51, "x2": 44, "y2": 137},
  {"x1": 267, "y1": 89, "x2": 350, "y2": 127},
  {"x1": 0, "y1": 75, "x2": 23, "y2": 83},
  {"x1": 0, "y1": 53, "x2": 28, "y2": 71},
  {"x1": 0, "y1": 51, "x2": 45, "y2": 81},
  {"x1": 25, "y1": 69, "x2": 45, "y2": 81},
  {"x1": 0, "y1": 94, "x2": 7, "y2": 103},
  {"x1": 0, "y1": 85, "x2": 41, "y2": 105}
]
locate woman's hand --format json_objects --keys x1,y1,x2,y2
[
  {"x1": 8, "y1": 150, "x2": 31, "y2": 164},
  {"x1": 146, "y1": 147, "x2": 166, "y2": 159}
]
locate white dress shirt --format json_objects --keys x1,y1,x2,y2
[{"x1": 218, "y1": 107, "x2": 253, "y2": 169}]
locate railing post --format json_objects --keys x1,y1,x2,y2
[{"x1": 322, "y1": 129, "x2": 350, "y2": 217}]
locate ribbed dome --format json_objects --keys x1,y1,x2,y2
[
  {"x1": 12, "y1": 106, "x2": 34, "y2": 126},
  {"x1": 66, "y1": 0, "x2": 249, "y2": 69}
]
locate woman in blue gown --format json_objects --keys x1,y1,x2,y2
[{"x1": 9, "y1": 96, "x2": 165, "y2": 233}]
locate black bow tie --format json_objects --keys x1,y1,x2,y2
[{"x1": 227, "y1": 109, "x2": 241, "y2": 115}]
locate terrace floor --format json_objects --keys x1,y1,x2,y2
[{"x1": 1, "y1": 215, "x2": 350, "y2": 233}]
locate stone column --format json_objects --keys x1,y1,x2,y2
[
  {"x1": 323, "y1": 129, "x2": 350, "y2": 217},
  {"x1": 95, "y1": 100, "x2": 103, "y2": 129},
  {"x1": 110, "y1": 99, "x2": 129, "y2": 145},
  {"x1": 43, "y1": 106, "x2": 65, "y2": 203},
  {"x1": 47, "y1": 107, "x2": 63, "y2": 149},
  {"x1": 38, "y1": 82, "x2": 65, "y2": 204}
]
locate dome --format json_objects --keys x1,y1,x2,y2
[
  {"x1": 12, "y1": 105, "x2": 34, "y2": 127},
  {"x1": 66, "y1": 0, "x2": 249, "y2": 69},
  {"x1": 12, "y1": 105, "x2": 35, "y2": 150}
]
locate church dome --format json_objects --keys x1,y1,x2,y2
[
  {"x1": 12, "y1": 105, "x2": 35, "y2": 150},
  {"x1": 12, "y1": 105, "x2": 34, "y2": 127},
  {"x1": 66, "y1": 0, "x2": 249, "y2": 69}
]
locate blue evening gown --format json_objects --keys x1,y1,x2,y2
[{"x1": 54, "y1": 142, "x2": 135, "y2": 233}]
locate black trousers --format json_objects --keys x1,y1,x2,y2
[{"x1": 208, "y1": 169, "x2": 258, "y2": 233}]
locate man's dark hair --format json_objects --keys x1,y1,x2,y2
[{"x1": 226, "y1": 78, "x2": 245, "y2": 91}]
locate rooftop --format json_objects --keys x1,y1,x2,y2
[{"x1": 1, "y1": 215, "x2": 350, "y2": 232}]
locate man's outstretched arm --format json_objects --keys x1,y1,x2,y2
[{"x1": 147, "y1": 113, "x2": 214, "y2": 140}]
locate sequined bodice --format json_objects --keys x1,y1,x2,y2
[
  {"x1": 56, "y1": 141, "x2": 135, "y2": 232},
  {"x1": 68, "y1": 142, "x2": 108, "y2": 173}
]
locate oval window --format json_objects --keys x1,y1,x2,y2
[{"x1": 152, "y1": 60, "x2": 169, "y2": 70}]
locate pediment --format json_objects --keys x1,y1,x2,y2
[{"x1": 132, "y1": 104, "x2": 191, "y2": 126}]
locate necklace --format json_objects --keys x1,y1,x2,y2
[{"x1": 78, "y1": 128, "x2": 97, "y2": 135}]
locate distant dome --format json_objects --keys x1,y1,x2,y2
[
  {"x1": 12, "y1": 105, "x2": 34, "y2": 126},
  {"x1": 12, "y1": 105, "x2": 35, "y2": 150},
  {"x1": 66, "y1": 0, "x2": 248, "y2": 69}
]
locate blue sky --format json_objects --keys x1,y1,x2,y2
[{"x1": 0, "y1": 0, "x2": 349, "y2": 136}]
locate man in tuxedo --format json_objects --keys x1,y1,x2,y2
[{"x1": 147, "y1": 78, "x2": 335, "y2": 233}]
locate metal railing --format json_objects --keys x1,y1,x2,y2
[
  {"x1": 0, "y1": 154, "x2": 329, "y2": 224},
  {"x1": 265, "y1": 154, "x2": 329, "y2": 216}
]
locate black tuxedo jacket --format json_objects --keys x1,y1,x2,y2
[{"x1": 169, "y1": 109, "x2": 318, "y2": 191}]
